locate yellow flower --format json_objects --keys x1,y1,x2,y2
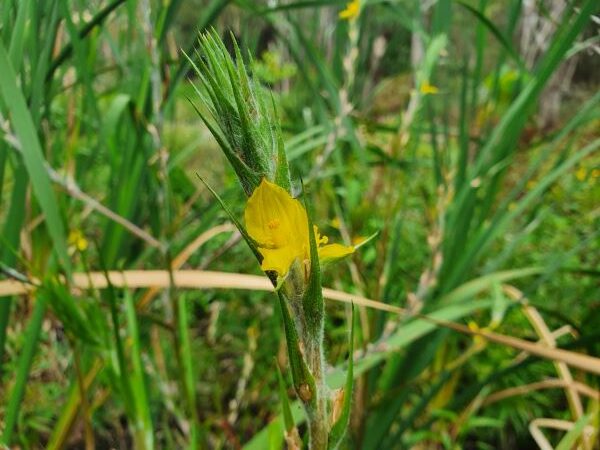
[
  {"x1": 245, "y1": 179, "x2": 354, "y2": 277},
  {"x1": 68, "y1": 229, "x2": 88, "y2": 252},
  {"x1": 468, "y1": 321, "x2": 486, "y2": 350},
  {"x1": 339, "y1": 0, "x2": 360, "y2": 20},
  {"x1": 575, "y1": 166, "x2": 587, "y2": 181},
  {"x1": 419, "y1": 82, "x2": 439, "y2": 95}
]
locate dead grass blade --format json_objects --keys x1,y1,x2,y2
[
  {"x1": 136, "y1": 224, "x2": 236, "y2": 309},
  {"x1": 484, "y1": 379, "x2": 600, "y2": 405},
  {"x1": 1, "y1": 270, "x2": 600, "y2": 375}
]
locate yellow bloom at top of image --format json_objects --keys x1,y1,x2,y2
[
  {"x1": 245, "y1": 179, "x2": 354, "y2": 277},
  {"x1": 339, "y1": 0, "x2": 360, "y2": 20}
]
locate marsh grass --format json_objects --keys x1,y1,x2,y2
[{"x1": 0, "y1": 0, "x2": 599, "y2": 449}]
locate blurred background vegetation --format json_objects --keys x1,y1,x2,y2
[{"x1": 0, "y1": 0, "x2": 599, "y2": 449}]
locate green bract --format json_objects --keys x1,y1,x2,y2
[{"x1": 186, "y1": 30, "x2": 291, "y2": 196}]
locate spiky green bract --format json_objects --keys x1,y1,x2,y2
[
  {"x1": 187, "y1": 29, "x2": 291, "y2": 196},
  {"x1": 302, "y1": 197, "x2": 324, "y2": 340}
]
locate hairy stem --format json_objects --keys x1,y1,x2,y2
[{"x1": 305, "y1": 333, "x2": 328, "y2": 450}]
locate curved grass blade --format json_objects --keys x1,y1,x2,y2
[
  {"x1": 0, "y1": 292, "x2": 47, "y2": 445},
  {"x1": 0, "y1": 42, "x2": 71, "y2": 274}
]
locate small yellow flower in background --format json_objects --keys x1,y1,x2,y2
[
  {"x1": 339, "y1": 0, "x2": 360, "y2": 20},
  {"x1": 591, "y1": 168, "x2": 600, "y2": 178},
  {"x1": 352, "y1": 236, "x2": 367, "y2": 246},
  {"x1": 68, "y1": 229, "x2": 88, "y2": 252},
  {"x1": 468, "y1": 321, "x2": 487, "y2": 350},
  {"x1": 245, "y1": 179, "x2": 354, "y2": 277},
  {"x1": 575, "y1": 166, "x2": 587, "y2": 181},
  {"x1": 419, "y1": 82, "x2": 439, "y2": 95}
]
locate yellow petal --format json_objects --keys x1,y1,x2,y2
[
  {"x1": 260, "y1": 246, "x2": 301, "y2": 276},
  {"x1": 339, "y1": 0, "x2": 360, "y2": 20},
  {"x1": 245, "y1": 179, "x2": 308, "y2": 249},
  {"x1": 245, "y1": 179, "x2": 309, "y2": 276},
  {"x1": 318, "y1": 243, "x2": 354, "y2": 263}
]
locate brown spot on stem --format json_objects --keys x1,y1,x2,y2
[{"x1": 298, "y1": 383, "x2": 312, "y2": 402}]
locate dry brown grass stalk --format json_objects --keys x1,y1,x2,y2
[{"x1": 2, "y1": 271, "x2": 600, "y2": 375}]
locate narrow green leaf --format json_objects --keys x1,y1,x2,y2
[
  {"x1": 555, "y1": 414, "x2": 593, "y2": 450},
  {"x1": 0, "y1": 163, "x2": 28, "y2": 371},
  {"x1": 7, "y1": 0, "x2": 32, "y2": 70},
  {"x1": 0, "y1": 293, "x2": 47, "y2": 445},
  {"x1": 276, "y1": 360, "x2": 295, "y2": 432},
  {"x1": 0, "y1": 42, "x2": 71, "y2": 274},
  {"x1": 178, "y1": 293, "x2": 202, "y2": 448},
  {"x1": 124, "y1": 291, "x2": 154, "y2": 450},
  {"x1": 328, "y1": 304, "x2": 355, "y2": 449},
  {"x1": 440, "y1": 267, "x2": 541, "y2": 306}
]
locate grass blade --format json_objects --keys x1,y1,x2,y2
[
  {"x1": 0, "y1": 292, "x2": 47, "y2": 444},
  {"x1": 0, "y1": 42, "x2": 71, "y2": 274}
]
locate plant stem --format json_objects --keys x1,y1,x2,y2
[{"x1": 305, "y1": 335, "x2": 328, "y2": 450}]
